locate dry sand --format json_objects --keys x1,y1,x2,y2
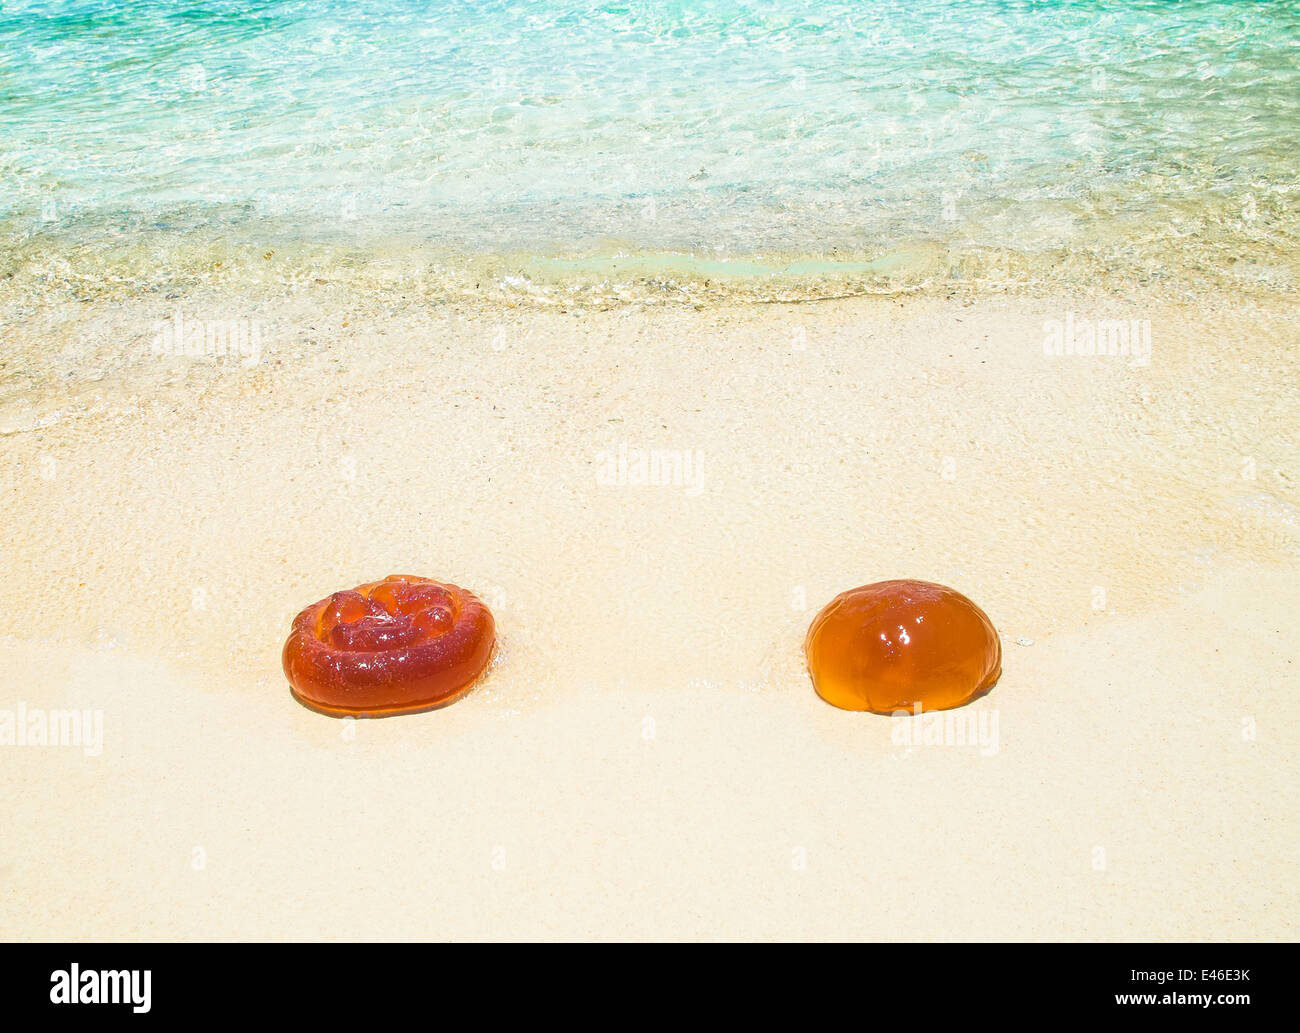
[{"x1": 0, "y1": 285, "x2": 1296, "y2": 940}]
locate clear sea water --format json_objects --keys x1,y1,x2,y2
[{"x1": 1, "y1": 0, "x2": 1298, "y2": 297}]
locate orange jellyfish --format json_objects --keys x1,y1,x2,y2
[
  {"x1": 804, "y1": 579, "x2": 1000, "y2": 714},
  {"x1": 282, "y1": 575, "x2": 495, "y2": 717}
]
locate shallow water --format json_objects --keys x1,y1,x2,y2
[{"x1": 1, "y1": 0, "x2": 1298, "y2": 296}]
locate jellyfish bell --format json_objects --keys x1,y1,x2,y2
[{"x1": 804, "y1": 579, "x2": 1001, "y2": 714}]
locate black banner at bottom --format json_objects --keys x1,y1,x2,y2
[{"x1": 0, "y1": 942, "x2": 1290, "y2": 1021}]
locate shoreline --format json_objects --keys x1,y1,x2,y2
[{"x1": 4, "y1": 215, "x2": 1297, "y2": 314}]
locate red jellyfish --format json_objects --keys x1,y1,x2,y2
[{"x1": 283, "y1": 575, "x2": 496, "y2": 717}]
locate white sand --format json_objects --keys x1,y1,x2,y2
[{"x1": 0, "y1": 288, "x2": 1296, "y2": 940}]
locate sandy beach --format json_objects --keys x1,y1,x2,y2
[{"x1": 1, "y1": 281, "x2": 1295, "y2": 940}]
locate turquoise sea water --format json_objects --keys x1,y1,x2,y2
[{"x1": 1, "y1": 0, "x2": 1298, "y2": 296}]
